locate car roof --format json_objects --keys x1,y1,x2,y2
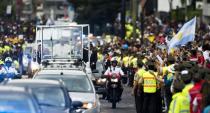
[
  {"x1": 6, "y1": 79, "x2": 61, "y2": 86},
  {"x1": 37, "y1": 69, "x2": 86, "y2": 76},
  {"x1": 0, "y1": 86, "x2": 27, "y2": 93}
]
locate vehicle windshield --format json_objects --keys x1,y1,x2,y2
[
  {"x1": 31, "y1": 87, "x2": 66, "y2": 108},
  {"x1": 35, "y1": 75, "x2": 93, "y2": 93},
  {"x1": 0, "y1": 93, "x2": 37, "y2": 113},
  {"x1": 39, "y1": 27, "x2": 83, "y2": 59}
]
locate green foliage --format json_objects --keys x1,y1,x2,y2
[
  {"x1": 0, "y1": 0, "x2": 8, "y2": 16},
  {"x1": 0, "y1": 0, "x2": 15, "y2": 18},
  {"x1": 171, "y1": 6, "x2": 202, "y2": 22}
]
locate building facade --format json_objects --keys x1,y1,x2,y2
[
  {"x1": 203, "y1": 0, "x2": 210, "y2": 23},
  {"x1": 35, "y1": 0, "x2": 69, "y2": 20}
]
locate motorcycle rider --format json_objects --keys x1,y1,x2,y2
[
  {"x1": 2, "y1": 57, "x2": 19, "y2": 79},
  {"x1": 104, "y1": 58, "x2": 125, "y2": 100}
]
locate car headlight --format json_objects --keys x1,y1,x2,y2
[
  {"x1": 97, "y1": 78, "x2": 107, "y2": 84},
  {"x1": 82, "y1": 102, "x2": 96, "y2": 109},
  {"x1": 111, "y1": 78, "x2": 118, "y2": 83}
]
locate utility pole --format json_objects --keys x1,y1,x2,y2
[
  {"x1": 140, "y1": 0, "x2": 147, "y2": 44},
  {"x1": 132, "y1": 0, "x2": 137, "y2": 39},
  {"x1": 184, "y1": 0, "x2": 188, "y2": 21},
  {"x1": 169, "y1": 0, "x2": 173, "y2": 20},
  {"x1": 121, "y1": 0, "x2": 126, "y2": 39},
  {"x1": 140, "y1": 10, "x2": 144, "y2": 44}
]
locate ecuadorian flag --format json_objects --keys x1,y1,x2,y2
[{"x1": 168, "y1": 17, "x2": 196, "y2": 53}]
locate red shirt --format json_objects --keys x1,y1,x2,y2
[
  {"x1": 189, "y1": 80, "x2": 203, "y2": 113},
  {"x1": 198, "y1": 56, "x2": 205, "y2": 65},
  {"x1": 193, "y1": 93, "x2": 202, "y2": 113}
]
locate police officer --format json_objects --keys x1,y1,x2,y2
[
  {"x1": 132, "y1": 59, "x2": 146, "y2": 113},
  {"x1": 168, "y1": 77, "x2": 186, "y2": 113},
  {"x1": 128, "y1": 53, "x2": 138, "y2": 87},
  {"x1": 104, "y1": 58, "x2": 124, "y2": 100},
  {"x1": 139, "y1": 61, "x2": 158, "y2": 113},
  {"x1": 180, "y1": 68, "x2": 193, "y2": 113},
  {"x1": 2, "y1": 57, "x2": 19, "y2": 78}
]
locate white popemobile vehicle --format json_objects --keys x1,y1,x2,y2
[{"x1": 33, "y1": 24, "x2": 101, "y2": 113}]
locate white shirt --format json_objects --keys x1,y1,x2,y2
[
  {"x1": 104, "y1": 66, "x2": 124, "y2": 76},
  {"x1": 203, "y1": 50, "x2": 210, "y2": 61},
  {"x1": 2, "y1": 66, "x2": 18, "y2": 75}
]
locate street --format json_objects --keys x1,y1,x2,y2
[{"x1": 100, "y1": 86, "x2": 136, "y2": 113}]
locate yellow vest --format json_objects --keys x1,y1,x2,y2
[
  {"x1": 162, "y1": 66, "x2": 168, "y2": 76},
  {"x1": 123, "y1": 56, "x2": 129, "y2": 67},
  {"x1": 182, "y1": 83, "x2": 193, "y2": 101},
  {"x1": 134, "y1": 68, "x2": 146, "y2": 86},
  {"x1": 97, "y1": 53, "x2": 103, "y2": 62},
  {"x1": 4, "y1": 45, "x2": 11, "y2": 52},
  {"x1": 137, "y1": 69, "x2": 146, "y2": 78},
  {"x1": 0, "y1": 47, "x2": 4, "y2": 54},
  {"x1": 116, "y1": 56, "x2": 121, "y2": 63},
  {"x1": 131, "y1": 57, "x2": 138, "y2": 68},
  {"x1": 128, "y1": 56, "x2": 134, "y2": 66},
  {"x1": 143, "y1": 71, "x2": 157, "y2": 93},
  {"x1": 169, "y1": 92, "x2": 190, "y2": 113},
  {"x1": 182, "y1": 83, "x2": 193, "y2": 98}
]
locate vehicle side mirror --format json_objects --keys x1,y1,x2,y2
[
  {"x1": 92, "y1": 69, "x2": 99, "y2": 73},
  {"x1": 72, "y1": 101, "x2": 83, "y2": 109}
]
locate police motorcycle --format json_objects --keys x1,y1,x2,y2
[
  {"x1": 0, "y1": 57, "x2": 21, "y2": 82},
  {"x1": 103, "y1": 59, "x2": 124, "y2": 109}
]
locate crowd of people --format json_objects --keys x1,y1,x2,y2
[
  {"x1": 0, "y1": 19, "x2": 36, "y2": 76},
  {"x1": 0, "y1": 13, "x2": 210, "y2": 113},
  {"x1": 93, "y1": 15, "x2": 210, "y2": 113}
]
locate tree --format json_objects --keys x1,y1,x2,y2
[
  {"x1": 180, "y1": 0, "x2": 188, "y2": 20},
  {"x1": 0, "y1": 0, "x2": 9, "y2": 17},
  {"x1": 68, "y1": 0, "x2": 122, "y2": 31}
]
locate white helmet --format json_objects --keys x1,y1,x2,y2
[{"x1": 5, "y1": 57, "x2": 12, "y2": 63}]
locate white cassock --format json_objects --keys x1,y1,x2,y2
[{"x1": 53, "y1": 44, "x2": 71, "y2": 58}]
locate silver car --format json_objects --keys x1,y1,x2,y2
[{"x1": 34, "y1": 69, "x2": 101, "y2": 113}]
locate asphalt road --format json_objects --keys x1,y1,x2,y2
[{"x1": 100, "y1": 86, "x2": 136, "y2": 113}]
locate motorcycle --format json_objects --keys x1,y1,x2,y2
[
  {"x1": 106, "y1": 73, "x2": 122, "y2": 109},
  {"x1": 5, "y1": 72, "x2": 21, "y2": 80},
  {"x1": 0, "y1": 71, "x2": 21, "y2": 83}
]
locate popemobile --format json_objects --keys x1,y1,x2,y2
[
  {"x1": 34, "y1": 22, "x2": 92, "y2": 75},
  {"x1": 32, "y1": 23, "x2": 101, "y2": 113}
]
